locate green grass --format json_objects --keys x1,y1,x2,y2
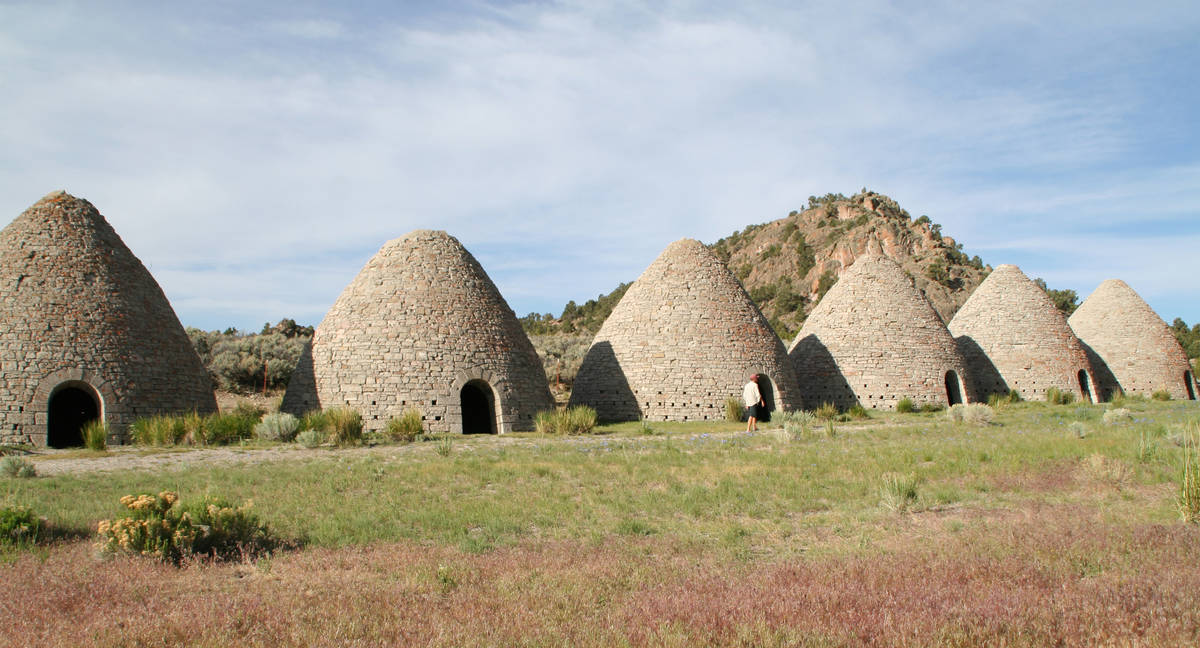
[{"x1": 6, "y1": 401, "x2": 1198, "y2": 556}]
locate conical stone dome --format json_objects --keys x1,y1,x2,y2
[
  {"x1": 949, "y1": 264, "x2": 1098, "y2": 402},
  {"x1": 1069, "y1": 279, "x2": 1197, "y2": 400},
  {"x1": 788, "y1": 248, "x2": 972, "y2": 410},
  {"x1": 569, "y1": 238, "x2": 801, "y2": 422},
  {"x1": 0, "y1": 191, "x2": 217, "y2": 446},
  {"x1": 281, "y1": 230, "x2": 553, "y2": 433}
]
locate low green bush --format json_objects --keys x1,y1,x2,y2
[
  {"x1": 1152, "y1": 389, "x2": 1171, "y2": 402},
  {"x1": 386, "y1": 410, "x2": 424, "y2": 443},
  {"x1": 254, "y1": 412, "x2": 300, "y2": 442},
  {"x1": 295, "y1": 428, "x2": 325, "y2": 449},
  {"x1": 203, "y1": 411, "x2": 259, "y2": 445},
  {"x1": 847, "y1": 404, "x2": 869, "y2": 420},
  {"x1": 0, "y1": 506, "x2": 44, "y2": 545},
  {"x1": 0, "y1": 456, "x2": 36, "y2": 479},
  {"x1": 920, "y1": 403, "x2": 945, "y2": 413},
  {"x1": 896, "y1": 398, "x2": 915, "y2": 414},
  {"x1": 97, "y1": 491, "x2": 279, "y2": 565},
  {"x1": 83, "y1": 419, "x2": 108, "y2": 451}
]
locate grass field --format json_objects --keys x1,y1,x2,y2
[{"x1": 3, "y1": 399, "x2": 1199, "y2": 646}]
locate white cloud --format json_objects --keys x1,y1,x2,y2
[{"x1": 1, "y1": 1, "x2": 1198, "y2": 328}]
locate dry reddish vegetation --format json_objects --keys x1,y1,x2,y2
[{"x1": 4, "y1": 504, "x2": 1198, "y2": 647}]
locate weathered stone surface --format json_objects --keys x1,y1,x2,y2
[
  {"x1": 280, "y1": 230, "x2": 553, "y2": 433},
  {"x1": 570, "y1": 238, "x2": 801, "y2": 422},
  {"x1": 788, "y1": 243, "x2": 973, "y2": 410},
  {"x1": 0, "y1": 191, "x2": 217, "y2": 445},
  {"x1": 949, "y1": 264, "x2": 1098, "y2": 402},
  {"x1": 1069, "y1": 279, "x2": 1197, "y2": 400}
]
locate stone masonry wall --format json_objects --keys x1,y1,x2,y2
[
  {"x1": 0, "y1": 191, "x2": 217, "y2": 445},
  {"x1": 280, "y1": 230, "x2": 554, "y2": 433},
  {"x1": 569, "y1": 238, "x2": 801, "y2": 422},
  {"x1": 949, "y1": 264, "x2": 1098, "y2": 402},
  {"x1": 1069, "y1": 279, "x2": 1197, "y2": 400},
  {"x1": 788, "y1": 249, "x2": 973, "y2": 410}
]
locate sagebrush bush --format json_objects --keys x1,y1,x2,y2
[
  {"x1": 896, "y1": 398, "x2": 915, "y2": 414},
  {"x1": 724, "y1": 397, "x2": 743, "y2": 423},
  {"x1": 779, "y1": 410, "x2": 816, "y2": 441},
  {"x1": 1069, "y1": 421, "x2": 1088, "y2": 439},
  {"x1": 295, "y1": 428, "x2": 325, "y2": 449},
  {"x1": 947, "y1": 403, "x2": 994, "y2": 425},
  {"x1": 83, "y1": 419, "x2": 108, "y2": 451},
  {"x1": 97, "y1": 491, "x2": 279, "y2": 564},
  {"x1": 815, "y1": 402, "x2": 838, "y2": 421},
  {"x1": 386, "y1": 410, "x2": 425, "y2": 443},
  {"x1": 254, "y1": 412, "x2": 300, "y2": 442},
  {"x1": 325, "y1": 407, "x2": 363, "y2": 446},
  {"x1": 0, "y1": 506, "x2": 43, "y2": 545},
  {"x1": 1103, "y1": 408, "x2": 1133, "y2": 425},
  {"x1": 1, "y1": 456, "x2": 36, "y2": 479}
]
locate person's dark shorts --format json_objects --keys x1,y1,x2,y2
[{"x1": 746, "y1": 404, "x2": 760, "y2": 419}]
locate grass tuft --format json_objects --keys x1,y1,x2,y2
[
  {"x1": 385, "y1": 410, "x2": 424, "y2": 443},
  {"x1": 896, "y1": 398, "x2": 915, "y2": 414},
  {"x1": 724, "y1": 398, "x2": 743, "y2": 423}
]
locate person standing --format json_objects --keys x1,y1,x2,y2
[{"x1": 742, "y1": 373, "x2": 764, "y2": 432}]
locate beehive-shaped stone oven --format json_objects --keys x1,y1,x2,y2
[
  {"x1": 1069, "y1": 279, "x2": 1197, "y2": 401},
  {"x1": 788, "y1": 245, "x2": 972, "y2": 410},
  {"x1": 949, "y1": 264, "x2": 1097, "y2": 402},
  {"x1": 281, "y1": 230, "x2": 553, "y2": 433},
  {"x1": 569, "y1": 238, "x2": 801, "y2": 422},
  {"x1": 0, "y1": 191, "x2": 217, "y2": 447}
]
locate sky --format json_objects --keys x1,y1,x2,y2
[{"x1": 2, "y1": 0, "x2": 1198, "y2": 331}]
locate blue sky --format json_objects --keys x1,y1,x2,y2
[{"x1": 2, "y1": 0, "x2": 1197, "y2": 331}]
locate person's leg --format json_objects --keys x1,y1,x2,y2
[{"x1": 747, "y1": 414, "x2": 756, "y2": 432}]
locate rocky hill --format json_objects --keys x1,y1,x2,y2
[
  {"x1": 524, "y1": 190, "x2": 990, "y2": 342},
  {"x1": 710, "y1": 190, "x2": 989, "y2": 338}
]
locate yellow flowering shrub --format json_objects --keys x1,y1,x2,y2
[{"x1": 97, "y1": 491, "x2": 278, "y2": 564}]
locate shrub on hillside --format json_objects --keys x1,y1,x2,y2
[
  {"x1": 187, "y1": 326, "x2": 310, "y2": 393},
  {"x1": 97, "y1": 491, "x2": 278, "y2": 564}
]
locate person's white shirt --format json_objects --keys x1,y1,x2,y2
[{"x1": 742, "y1": 380, "x2": 761, "y2": 407}]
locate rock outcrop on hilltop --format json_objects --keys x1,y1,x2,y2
[{"x1": 709, "y1": 190, "x2": 989, "y2": 338}]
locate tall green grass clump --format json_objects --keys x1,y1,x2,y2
[
  {"x1": 1046, "y1": 387, "x2": 1075, "y2": 405},
  {"x1": 203, "y1": 411, "x2": 259, "y2": 445},
  {"x1": 1180, "y1": 430, "x2": 1200, "y2": 524},
  {"x1": 254, "y1": 412, "x2": 300, "y2": 442},
  {"x1": 83, "y1": 419, "x2": 108, "y2": 451},
  {"x1": 988, "y1": 390, "x2": 1022, "y2": 408},
  {"x1": 385, "y1": 410, "x2": 424, "y2": 443},
  {"x1": 1152, "y1": 389, "x2": 1171, "y2": 401},
  {"x1": 896, "y1": 397, "x2": 915, "y2": 414},
  {"x1": 815, "y1": 402, "x2": 839, "y2": 421},
  {"x1": 880, "y1": 473, "x2": 921, "y2": 512},
  {"x1": 131, "y1": 415, "x2": 184, "y2": 446},
  {"x1": 535, "y1": 406, "x2": 598, "y2": 435},
  {"x1": 0, "y1": 456, "x2": 36, "y2": 479},
  {"x1": 325, "y1": 407, "x2": 363, "y2": 446},
  {"x1": 0, "y1": 506, "x2": 44, "y2": 546},
  {"x1": 724, "y1": 397, "x2": 743, "y2": 423}
]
